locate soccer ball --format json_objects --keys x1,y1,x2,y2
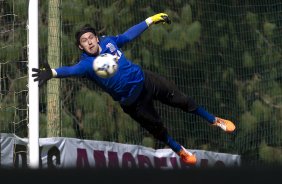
[{"x1": 93, "y1": 53, "x2": 118, "y2": 78}]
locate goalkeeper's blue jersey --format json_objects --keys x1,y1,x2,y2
[{"x1": 54, "y1": 21, "x2": 148, "y2": 105}]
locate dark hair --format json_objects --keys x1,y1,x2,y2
[{"x1": 75, "y1": 24, "x2": 97, "y2": 47}]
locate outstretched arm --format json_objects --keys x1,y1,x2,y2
[
  {"x1": 116, "y1": 13, "x2": 171, "y2": 47},
  {"x1": 32, "y1": 62, "x2": 86, "y2": 87}
]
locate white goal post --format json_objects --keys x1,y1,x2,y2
[{"x1": 28, "y1": 0, "x2": 39, "y2": 169}]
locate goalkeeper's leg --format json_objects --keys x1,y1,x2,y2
[
  {"x1": 144, "y1": 70, "x2": 236, "y2": 133},
  {"x1": 121, "y1": 102, "x2": 197, "y2": 165}
]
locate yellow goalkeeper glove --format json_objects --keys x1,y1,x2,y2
[{"x1": 145, "y1": 13, "x2": 171, "y2": 26}]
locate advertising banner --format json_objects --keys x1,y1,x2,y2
[{"x1": 0, "y1": 133, "x2": 240, "y2": 169}]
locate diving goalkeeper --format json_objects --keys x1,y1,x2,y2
[{"x1": 32, "y1": 13, "x2": 236, "y2": 165}]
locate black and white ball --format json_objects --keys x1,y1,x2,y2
[{"x1": 93, "y1": 53, "x2": 118, "y2": 78}]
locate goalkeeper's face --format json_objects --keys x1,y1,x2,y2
[{"x1": 78, "y1": 32, "x2": 100, "y2": 56}]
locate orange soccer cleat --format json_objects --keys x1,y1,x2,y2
[
  {"x1": 212, "y1": 117, "x2": 236, "y2": 133},
  {"x1": 177, "y1": 146, "x2": 197, "y2": 165}
]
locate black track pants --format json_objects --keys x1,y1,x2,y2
[{"x1": 120, "y1": 70, "x2": 198, "y2": 142}]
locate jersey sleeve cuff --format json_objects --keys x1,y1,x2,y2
[
  {"x1": 51, "y1": 69, "x2": 57, "y2": 77},
  {"x1": 145, "y1": 17, "x2": 153, "y2": 26}
]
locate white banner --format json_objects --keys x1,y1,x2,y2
[{"x1": 0, "y1": 133, "x2": 240, "y2": 169}]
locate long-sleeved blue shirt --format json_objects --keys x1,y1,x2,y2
[{"x1": 54, "y1": 21, "x2": 149, "y2": 105}]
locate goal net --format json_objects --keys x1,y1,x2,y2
[{"x1": 0, "y1": 0, "x2": 28, "y2": 137}]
